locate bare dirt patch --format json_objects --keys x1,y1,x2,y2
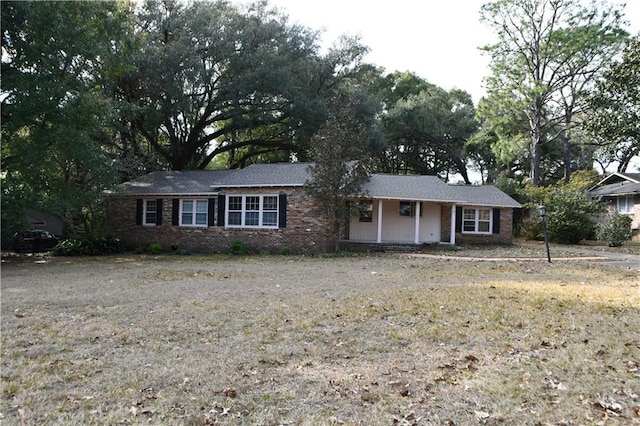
[{"x1": 2, "y1": 251, "x2": 639, "y2": 425}]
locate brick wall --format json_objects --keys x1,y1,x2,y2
[
  {"x1": 440, "y1": 206, "x2": 515, "y2": 245},
  {"x1": 105, "y1": 187, "x2": 333, "y2": 254}
]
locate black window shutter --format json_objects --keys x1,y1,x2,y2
[
  {"x1": 208, "y1": 198, "x2": 215, "y2": 226},
  {"x1": 217, "y1": 194, "x2": 225, "y2": 226},
  {"x1": 136, "y1": 199, "x2": 143, "y2": 225},
  {"x1": 278, "y1": 194, "x2": 287, "y2": 228},
  {"x1": 492, "y1": 208, "x2": 501, "y2": 234},
  {"x1": 156, "y1": 199, "x2": 163, "y2": 225},
  {"x1": 172, "y1": 199, "x2": 179, "y2": 226},
  {"x1": 455, "y1": 206, "x2": 462, "y2": 233}
]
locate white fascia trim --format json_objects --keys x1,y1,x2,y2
[{"x1": 212, "y1": 184, "x2": 304, "y2": 189}]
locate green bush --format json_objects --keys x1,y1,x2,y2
[
  {"x1": 519, "y1": 216, "x2": 543, "y2": 241},
  {"x1": 229, "y1": 238, "x2": 248, "y2": 255},
  {"x1": 521, "y1": 173, "x2": 601, "y2": 244},
  {"x1": 147, "y1": 243, "x2": 162, "y2": 254},
  {"x1": 597, "y1": 212, "x2": 633, "y2": 247},
  {"x1": 53, "y1": 235, "x2": 125, "y2": 256}
]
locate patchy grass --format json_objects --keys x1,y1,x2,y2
[{"x1": 1, "y1": 251, "x2": 639, "y2": 425}]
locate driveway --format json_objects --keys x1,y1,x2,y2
[
  {"x1": 406, "y1": 244, "x2": 640, "y2": 270},
  {"x1": 552, "y1": 246, "x2": 640, "y2": 269}
]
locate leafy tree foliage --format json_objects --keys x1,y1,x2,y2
[
  {"x1": 1, "y1": 1, "x2": 133, "y2": 238},
  {"x1": 375, "y1": 72, "x2": 477, "y2": 183},
  {"x1": 125, "y1": 0, "x2": 369, "y2": 170},
  {"x1": 306, "y1": 91, "x2": 375, "y2": 252},
  {"x1": 521, "y1": 170, "x2": 601, "y2": 243},
  {"x1": 480, "y1": 0, "x2": 627, "y2": 185},
  {"x1": 584, "y1": 37, "x2": 640, "y2": 173},
  {"x1": 1, "y1": 0, "x2": 373, "y2": 240}
]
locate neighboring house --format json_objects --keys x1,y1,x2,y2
[
  {"x1": 104, "y1": 163, "x2": 521, "y2": 253},
  {"x1": 589, "y1": 172, "x2": 640, "y2": 242}
]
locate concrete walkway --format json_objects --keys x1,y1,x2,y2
[
  {"x1": 550, "y1": 246, "x2": 640, "y2": 269},
  {"x1": 407, "y1": 246, "x2": 640, "y2": 270}
]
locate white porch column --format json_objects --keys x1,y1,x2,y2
[
  {"x1": 414, "y1": 201, "x2": 421, "y2": 244},
  {"x1": 376, "y1": 199, "x2": 383, "y2": 243},
  {"x1": 450, "y1": 204, "x2": 456, "y2": 245}
]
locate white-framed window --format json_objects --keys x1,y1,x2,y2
[
  {"x1": 226, "y1": 194, "x2": 278, "y2": 228},
  {"x1": 617, "y1": 195, "x2": 634, "y2": 214},
  {"x1": 462, "y1": 207, "x2": 492, "y2": 234},
  {"x1": 143, "y1": 200, "x2": 157, "y2": 225},
  {"x1": 180, "y1": 199, "x2": 208, "y2": 226}
]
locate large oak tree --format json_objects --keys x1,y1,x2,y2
[{"x1": 127, "y1": 0, "x2": 369, "y2": 170}]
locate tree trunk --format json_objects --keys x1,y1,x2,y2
[
  {"x1": 561, "y1": 132, "x2": 571, "y2": 184},
  {"x1": 530, "y1": 99, "x2": 544, "y2": 186},
  {"x1": 531, "y1": 135, "x2": 542, "y2": 186}
]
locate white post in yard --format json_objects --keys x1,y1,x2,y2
[
  {"x1": 376, "y1": 199, "x2": 383, "y2": 243},
  {"x1": 450, "y1": 204, "x2": 456, "y2": 245},
  {"x1": 414, "y1": 201, "x2": 421, "y2": 244}
]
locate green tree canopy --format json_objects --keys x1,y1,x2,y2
[
  {"x1": 1, "y1": 0, "x2": 133, "y2": 236},
  {"x1": 584, "y1": 36, "x2": 640, "y2": 172},
  {"x1": 379, "y1": 74, "x2": 477, "y2": 183},
  {"x1": 125, "y1": 0, "x2": 370, "y2": 170},
  {"x1": 480, "y1": 0, "x2": 627, "y2": 185}
]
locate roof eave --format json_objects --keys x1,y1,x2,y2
[{"x1": 213, "y1": 183, "x2": 305, "y2": 189}]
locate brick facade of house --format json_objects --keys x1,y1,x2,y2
[
  {"x1": 440, "y1": 206, "x2": 514, "y2": 245},
  {"x1": 105, "y1": 187, "x2": 334, "y2": 254}
]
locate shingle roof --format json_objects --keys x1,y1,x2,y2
[
  {"x1": 106, "y1": 163, "x2": 521, "y2": 208},
  {"x1": 589, "y1": 181, "x2": 640, "y2": 197},
  {"x1": 362, "y1": 174, "x2": 462, "y2": 203},
  {"x1": 214, "y1": 163, "x2": 310, "y2": 188},
  {"x1": 107, "y1": 170, "x2": 233, "y2": 195},
  {"x1": 447, "y1": 184, "x2": 522, "y2": 208}
]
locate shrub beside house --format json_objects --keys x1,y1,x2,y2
[{"x1": 103, "y1": 163, "x2": 521, "y2": 254}]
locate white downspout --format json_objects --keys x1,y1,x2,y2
[
  {"x1": 376, "y1": 199, "x2": 383, "y2": 243},
  {"x1": 450, "y1": 204, "x2": 456, "y2": 245}
]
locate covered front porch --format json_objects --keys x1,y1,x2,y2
[{"x1": 345, "y1": 198, "x2": 458, "y2": 246}]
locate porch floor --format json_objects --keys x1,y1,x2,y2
[{"x1": 340, "y1": 241, "x2": 449, "y2": 253}]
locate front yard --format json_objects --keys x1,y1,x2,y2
[{"x1": 1, "y1": 246, "x2": 639, "y2": 424}]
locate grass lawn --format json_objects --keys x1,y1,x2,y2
[{"x1": 1, "y1": 246, "x2": 639, "y2": 425}]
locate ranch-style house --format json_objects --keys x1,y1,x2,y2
[{"x1": 104, "y1": 163, "x2": 521, "y2": 253}]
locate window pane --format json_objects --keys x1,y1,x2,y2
[
  {"x1": 245, "y1": 211, "x2": 259, "y2": 226},
  {"x1": 478, "y1": 221, "x2": 490, "y2": 232},
  {"x1": 246, "y1": 196, "x2": 260, "y2": 211},
  {"x1": 263, "y1": 196, "x2": 278, "y2": 210},
  {"x1": 196, "y1": 200, "x2": 208, "y2": 213},
  {"x1": 263, "y1": 211, "x2": 277, "y2": 226},
  {"x1": 228, "y1": 211, "x2": 241, "y2": 225},
  {"x1": 181, "y1": 200, "x2": 193, "y2": 225},
  {"x1": 399, "y1": 201, "x2": 411, "y2": 216},
  {"x1": 195, "y1": 213, "x2": 207, "y2": 225},
  {"x1": 145, "y1": 200, "x2": 157, "y2": 224},
  {"x1": 463, "y1": 209, "x2": 476, "y2": 220},
  {"x1": 619, "y1": 196, "x2": 633, "y2": 214},
  {"x1": 478, "y1": 209, "x2": 490, "y2": 221},
  {"x1": 463, "y1": 221, "x2": 476, "y2": 232},
  {"x1": 229, "y1": 196, "x2": 242, "y2": 211}
]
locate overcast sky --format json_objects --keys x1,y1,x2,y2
[{"x1": 236, "y1": 0, "x2": 639, "y2": 104}]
